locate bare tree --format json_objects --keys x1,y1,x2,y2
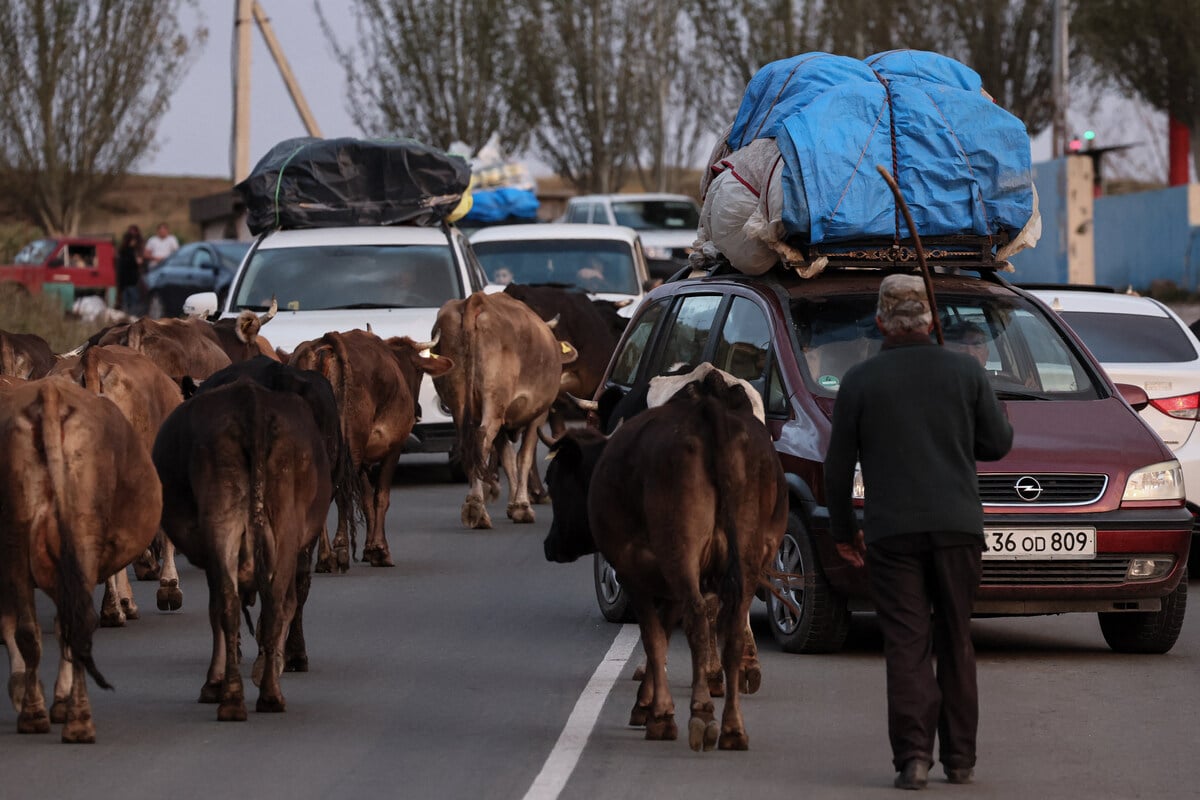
[
  {"x1": 1073, "y1": 0, "x2": 1200, "y2": 169},
  {"x1": 0, "y1": 1, "x2": 204, "y2": 235},
  {"x1": 317, "y1": 0, "x2": 531, "y2": 154}
]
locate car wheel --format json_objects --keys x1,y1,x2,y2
[
  {"x1": 594, "y1": 552, "x2": 634, "y2": 623},
  {"x1": 767, "y1": 511, "x2": 852, "y2": 654},
  {"x1": 1098, "y1": 567, "x2": 1187, "y2": 654},
  {"x1": 146, "y1": 291, "x2": 165, "y2": 319}
]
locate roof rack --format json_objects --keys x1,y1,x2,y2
[{"x1": 805, "y1": 234, "x2": 1008, "y2": 268}]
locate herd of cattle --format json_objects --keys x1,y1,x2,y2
[{"x1": 0, "y1": 283, "x2": 788, "y2": 752}]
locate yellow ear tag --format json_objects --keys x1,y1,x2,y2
[
  {"x1": 560, "y1": 342, "x2": 572, "y2": 355},
  {"x1": 419, "y1": 349, "x2": 438, "y2": 359}
]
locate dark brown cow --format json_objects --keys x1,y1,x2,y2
[
  {"x1": 206, "y1": 302, "x2": 280, "y2": 363},
  {"x1": 542, "y1": 369, "x2": 787, "y2": 751},
  {"x1": 0, "y1": 379, "x2": 162, "y2": 743},
  {"x1": 95, "y1": 316, "x2": 232, "y2": 379},
  {"x1": 153, "y1": 380, "x2": 332, "y2": 720},
  {"x1": 432, "y1": 291, "x2": 577, "y2": 529},
  {"x1": 290, "y1": 329, "x2": 453, "y2": 569},
  {"x1": 48, "y1": 345, "x2": 186, "y2": 622},
  {"x1": 0, "y1": 330, "x2": 55, "y2": 379}
]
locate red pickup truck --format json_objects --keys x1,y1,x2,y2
[{"x1": 0, "y1": 236, "x2": 118, "y2": 309}]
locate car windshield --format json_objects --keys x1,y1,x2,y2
[
  {"x1": 13, "y1": 239, "x2": 56, "y2": 265},
  {"x1": 472, "y1": 238, "x2": 640, "y2": 294},
  {"x1": 610, "y1": 200, "x2": 699, "y2": 232},
  {"x1": 1056, "y1": 310, "x2": 1198, "y2": 363},
  {"x1": 233, "y1": 243, "x2": 462, "y2": 311},
  {"x1": 791, "y1": 291, "x2": 1102, "y2": 400}
]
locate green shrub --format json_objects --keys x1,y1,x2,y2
[{"x1": 0, "y1": 283, "x2": 105, "y2": 352}]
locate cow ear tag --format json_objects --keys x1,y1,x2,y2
[{"x1": 818, "y1": 375, "x2": 840, "y2": 389}]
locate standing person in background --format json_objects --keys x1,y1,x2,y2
[
  {"x1": 143, "y1": 221, "x2": 180, "y2": 269},
  {"x1": 824, "y1": 274, "x2": 1013, "y2": 791},
  {"x1": 117, "y1": 224, "x2": 145, "y2": 312}
]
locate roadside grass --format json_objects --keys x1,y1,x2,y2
[{"x1": 0, "y1": 283, "x2": 104, "y2": 352}]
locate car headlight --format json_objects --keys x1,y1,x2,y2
[
  {"x1": 1122, "y1": 460, "x2": 1185, "y2": 502},
  {"x1": 643, "y1": 245, "x2": 671, "y2": 260}
]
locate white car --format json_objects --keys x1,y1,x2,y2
[
  {"x1": 1029, "y1": 288, "x2": 1200, "y2": 557},
  {"x1": 469, "y1": 223, "x2": 652, "y2": 316},
  {"x1": 186, "y1": 224, "x2": 489, "y2": 466},
  {"x1": 561, "y1": 192, "x2": 699, "y2": 280}
]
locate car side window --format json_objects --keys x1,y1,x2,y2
[
  {"x1": 765, "y1": 360, "x2": 788, "y2": 416},
  {"x1": 193, "y1": 248, "x2": 214, "y2": 268},
  {"x1": 609, "y1": 300, "x2": 667, "y2": 386},
  {"x1": 712, "y1": 296, "x2": 771, "y2": 382},
  {"x1": 651, "y1": 294, "x2": 723, "y2": 376}
]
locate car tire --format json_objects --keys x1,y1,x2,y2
[
  {"x1": 1098, "y1": 567, "x2": 1187, "y2": 654},
  {"x1": 767, "y1": 512, "x2": 852, "y2": 654},
  {"x1": 594, "y1": 552, "x2": 635, "y2": 623},
  {"x1": 146, "y1": 291, "x2": 165, "y2": 320}
]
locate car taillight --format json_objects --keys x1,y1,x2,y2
[{"x1": 1148, "y1": 392, "x2": 1200, "y2": 420}]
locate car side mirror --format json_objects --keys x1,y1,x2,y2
[
  {"x1": 1115, "y1": 382, "x2": 1149, "y2": 411},
  {"x1": 183, "y1": 291, "x2": 219, "y2": 318}
]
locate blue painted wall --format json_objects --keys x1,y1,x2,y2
[{"x1": 1009, "y1": 157, "x2": 1200, "y2": 290}]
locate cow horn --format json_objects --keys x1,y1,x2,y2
[
  {"x1": 259, "y1": 297, "x2": 278, "y2": 324},
  {"x1": 410, "y1": 330, "x2": 441, "y2": 352},
  {"x1": 564, "y1": 392, "x2": 598, "y2": 412},
  {"x1": 366, "y1": 322, "x2": 373, "y2": 335},
  {"x1": 546, "y1": 313, "x2": 560, "y2": 330}
]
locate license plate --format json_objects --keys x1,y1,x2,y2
[{"x1": 982, "y1": 528, "x2": 1096, "y2": 560}]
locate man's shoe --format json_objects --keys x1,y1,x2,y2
[
  {"x1": 945, "y1": 767, "x2": 974, "y2": 784},
  {"x1": 894, "y1": 759, "x2": 929, "y2": 790}
]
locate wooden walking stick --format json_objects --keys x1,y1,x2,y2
[{"x1": 876, "y1": 165, "x2": 944, "y2": 346}]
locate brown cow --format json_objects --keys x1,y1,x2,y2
[
  {"x1": 289, "y1": 329, "x2": 453, "y2": 569},
  {"x1": 432, "y1": 291, "x2": 577, "y2": 529},
  {"x1": 153, "y1": 380, "x2": 332, "y2": 720},
  {"x1": 94, "y1": 316, "x2": 232, "y2": 379},
  {"x1": 0, "y1": 330, "x2": 55, "y2": 379},
  {"x1": 542, "y1": 369, "x2": 787, "y2": 751},
  {"x1": 0, "y1": 379, "x2": 162, "y2": 743},
  {"x1": 48, "y1": 345, "x2": 186, "y2": 622},
  {"x1": 207, "y1": 301, "x2": 280, "y2": 363}
]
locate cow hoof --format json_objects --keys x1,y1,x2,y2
[
  {"x1": 708, "y1": 674, "x2": 725, "y2": 698},
  {"x1": 284, "y1": 654, "x2": 308, "y2": 673},
  {"x1": 529, "y1": 489, "x2": 550, "y2": 505},
  {"x1": 645, "y1": 714, "x2": 678, "y2": 741},
  {"x1": 719, "y1": 729, "x2": 749, "y2": 751},
  {"x1": 363, "y1": 547, "x2": 393, "y2": 567},
  {"x1": 334, "y1": 546, "x2": 351, "y2": 573},
  {"x1": 741, "y1": 664, "x2": 762, "y2": 695},
  {"x1": 632, "y1": 664, "x2": 646, "y2": 681},
  {"x1": 99, "y1": 608, "x2": 126, "y2": 628},
  {"x1": 49, "y1": 698, "x2": 68, "y2": 724},
  {"x1": 156, "y1": 583, "x2": 183, "y2": 612},
  {"x1": 17, "y1": 709, "x2": 50, "y2": 734},
  {"x1": 120, "y1": 598, "x2": 140, "y2": 620},
  {"x1": 198, "y1": 681, "x2": 223, "y2": 704},
  {"x1": 506, "y1": 502, "x2": 535, "y2": 524},
  {"x1": 629, "y1": 705, "x2": 649, "y2": 727},
  {"x1": 217, "y1": 702, "x2": 247, "y2": 722},
  {"x1": 256, "y1": 695, "x2": 286, "y2": 713},
  {"x1": 688, "y1": 717, "x2": 720, "y2": 752},
  {"x1": 462, "y1": 500, "x2": 492, "y2": 529},
  {"x1": 314, "y1": 556, "x2": 333, "y2": 574},
  {"x1": 62, "y1": 716, "x2": 96, "y2": 744},
  {"x1": 133, "y1": 552, "x2": 160, "y2": 582}
]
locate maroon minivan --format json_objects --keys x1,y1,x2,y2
[{"x1": 590, "y1": 250, "x2": 1190, "y2": 654}]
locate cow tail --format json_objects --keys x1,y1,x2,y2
[
  {"x1": 81, "y1": 346, "x2": 102, "y2": 395},
  {"x1": 457, "y1": 297, "x2": 483, "y2": 482},
  {"x1": 702, "y1": 394, "x2": 744, "y2": 632},
  {"x1": 39, "y1": 384, "x2": 112, "y2": 690},
  {"x1": 0, "y1": 334, "x2": 15, "y2": 376},
  {"x1": 322, "y1": 334, "x2": 362, "y2": 555},
  {"x1": 246, "y1": 385, "x2": 268, "y2": 601}
]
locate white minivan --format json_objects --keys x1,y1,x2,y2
[{"x1": 562, "y1": 193, "x2": 700, "y2": 281}]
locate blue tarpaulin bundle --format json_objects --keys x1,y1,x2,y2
[
  {"x1": 726, "y1": 50, "x2": 1034, "y2": 245},
  {"x1": 463, "y1": 186, "x2": 540, "y2": 224}
]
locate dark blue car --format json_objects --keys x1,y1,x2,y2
[{"x1": 144, "y1": 240, "x2": 250, "y2": 318}]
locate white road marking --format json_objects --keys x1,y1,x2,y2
[{"x1": 522, "y1": 624, "x2": 641, "y2": 800}]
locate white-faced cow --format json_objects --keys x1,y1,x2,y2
[
  {"x1": 153, "y1": 380, "x2": 332, "y2": 720},
  {"x1": 0, "y1": 379, "x2": 162, "y2": 743},
  {"x1": 432, "y1": 291, "x2": 577, "y2": 529},
  {"x1": 48, "y1": 344, "x2": 186, "y2": 623},
  {"x1": 543, "y1": 369, "x2": 787, "y2": 751},
  {"x1": 289, "y1": 330, "x2": 453, "y2": 569}
]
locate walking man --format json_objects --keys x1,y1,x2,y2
[
  {"x1": 143, "y1": 221, "x2": 180, "y2": 269},
  {"x1": 824, "y1": 274, "x2": 1013, "y2": 790}
]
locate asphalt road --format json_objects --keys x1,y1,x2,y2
[{"x1": 2, "y1": 455, "x2": 1197, "y2": 800}]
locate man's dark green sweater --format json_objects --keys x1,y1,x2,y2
[{"x1": 824, "y1": 336, "x2": 1014, "y2": 546}]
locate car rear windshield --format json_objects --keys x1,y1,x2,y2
[
  {"x1": 1056, "y1": 310, "x2": 1198, "y2": 363},
  {"x1": 791, "y1": 292, "x2": 1101, "y2": 400},
  {"x1": 610, "y1": 201, "x2": 699, "y2": 231},
  {"x1": 233, "y1": 244, "x2": 462, "y2": 311},
  {"x1": 472, "y1": 239, "x2": 640, "y2": 294}
]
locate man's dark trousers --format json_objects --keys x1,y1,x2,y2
[{"x1": 866, "y1": 539, "x2": 982, "y2": 771}]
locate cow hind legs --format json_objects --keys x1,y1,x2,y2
[
  {"x1": 99, "y1": 584, "x2": 126, "y2": 628},
  {"x1": 461, "y1": 496, "x2": 492, "y2": 529},
  {"x1": 688, "y1": 715, "x2": 720, "y2": 752},
  {"x1": 157, "y1": 578, "x2": 183, "y2": 611},
  {"x1": 644, "y1": 712, "x2": 678, "y2": 741},
  {"x1": 362, "y1": 544, "x2": 393, "y2": 567},
  {"x1": 18, "y1": 706, "x2": 50, "y2": 735},
  {"x1": 132, "y1": 549, "x2": 160, "y2": 581},
  {"x1": 506, "y1": 501, "x2": 535, "y2": 524}
]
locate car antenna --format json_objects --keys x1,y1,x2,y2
[{"x1": 876, "y1": 165, "x2": 944, "y2": 346}]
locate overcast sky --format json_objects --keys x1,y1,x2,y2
[{"x1": 143, "y1": 3, "x2": 1179, "y2": 183}]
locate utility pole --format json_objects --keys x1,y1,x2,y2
[
  {"x1": 231, "y1": 0, "x2": 324, "y2": 184},
  {"x1": 1050, "y1": 0, "x2": 1069, "y2": 158}
]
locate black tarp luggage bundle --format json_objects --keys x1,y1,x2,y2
[{"x1": 236, "y1": 137, "x2": 472, "y2": 236}]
